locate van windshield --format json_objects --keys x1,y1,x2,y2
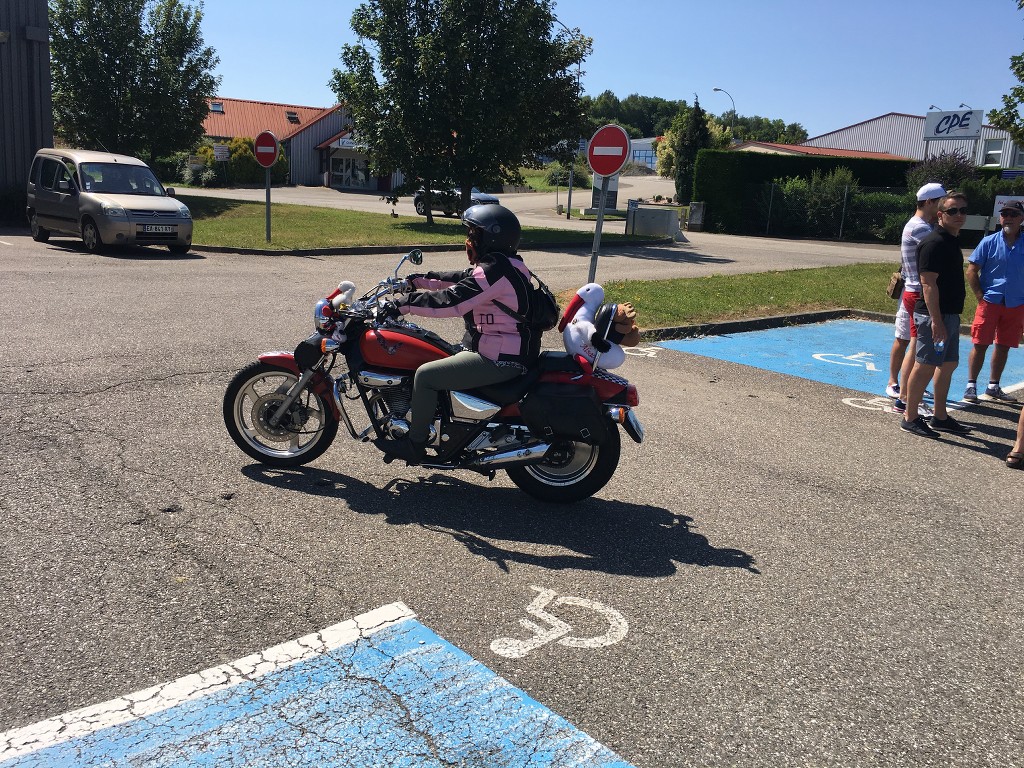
[{"x1": 79, "y1": 163, "x2": 166, "y2": 196}]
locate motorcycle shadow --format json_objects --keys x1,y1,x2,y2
[{"x1": 241, "y1": 465, "x2": 759, "y2": 578}]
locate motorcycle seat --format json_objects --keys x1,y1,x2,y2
[{"x1": 469, "y1": 352, "x2": 583, "y2": 405}]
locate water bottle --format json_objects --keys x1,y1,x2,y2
[{"x1": 934, "y1": 339, "x2": 946, "y2": 359}]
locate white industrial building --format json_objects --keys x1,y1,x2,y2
[{"x1": 803, "y1": 111, "x2": 1021, "y2": 169}]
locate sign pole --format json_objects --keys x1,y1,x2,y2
[
  {"x1": 265, "y1": 167, "x2": 271, "y2": 243},
  {"x1": 588, "y1": 175, "x2": 610, "y2": 283},
  {"x1": 253, "y1": 130, "x2": 280, "y2": 244},
  {"x1": 585, "y1": 124, "x2": 631, "y2": 284}
]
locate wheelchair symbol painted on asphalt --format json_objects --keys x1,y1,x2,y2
[
  {"x1": 813, "y1": 352, "x2": 878, "y2": 371},
  {"x1": 624, "y1": 346, "x2": 659, "y2": 358},
  {"x1": 491, "y1": 586, "x2": 628, "y2": 658}
]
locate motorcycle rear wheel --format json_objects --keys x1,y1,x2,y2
[
  {"x1": 505, "y1": 428, "x2": 621, "y2": 503},
  {"x1": 223, "y1": 362, "x2": 338, "y2": 467}
]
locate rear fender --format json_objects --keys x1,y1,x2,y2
[{"x1": 255, "y1": 351, "x2": 340, "y2": 420}]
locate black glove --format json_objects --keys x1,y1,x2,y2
[
  {"x1": 590, "y1": 331, "x2": 612, "y2": 353},
  {"x1": 379, "y1": 300, "x2": 403, "y2": 322}
]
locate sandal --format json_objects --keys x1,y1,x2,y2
[{"x1": 1006, "y1": 452, "x2": 1024, "y2": 470}]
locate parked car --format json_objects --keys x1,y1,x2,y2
[
  {"x1": 412, "y1": 186, "x2": 500, "y2": 217},
  {"x1": 26, "y1": 148, "x2": 193, "y2": 254}
]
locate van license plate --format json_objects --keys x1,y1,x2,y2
[{"x1": 142, "y1": 225, "x2": 174, "y2": 233}]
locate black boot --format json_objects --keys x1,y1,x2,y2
[{"x1": 378, "y1": 437, "x2": 427, "y2": 465}]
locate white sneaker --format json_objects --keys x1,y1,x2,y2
[
  {"x1": 918, "y1": 402, "x2": 934, "y2": 417},
  {"x1": 885, "y1": 384, "x2": 900, "y2": 399}
]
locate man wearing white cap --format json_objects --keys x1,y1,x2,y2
[{"x1": 886, "y1": 182, "x2": 946, "y2": 414}]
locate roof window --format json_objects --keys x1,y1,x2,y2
[
  {"x1": 286, "y1": 110, "x2": 300, "y2": 124},
  {"x1": 210, "y1": 101, "x2": 224, "y2": 113}
]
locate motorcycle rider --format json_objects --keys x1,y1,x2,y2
[{"x1": 379, "y1": 204, "x2": 537, "y2": 464}]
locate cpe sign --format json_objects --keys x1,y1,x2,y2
[
  {"x1": 924, "y1": 109, "x2": 984, "y2": 141},
  {"x1": 254, "y1": 130, "x2": 280, "y2": 169}
]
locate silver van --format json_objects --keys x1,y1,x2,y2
[{"x1": 26, "y1": 148, "x2": 193, "y2": 254}]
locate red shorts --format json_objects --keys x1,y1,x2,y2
[
  {"x1": 971, "y1": 299, "x2": 1024, "y2": 347},
  {"x1": 901, "y1": 290, "x2": 921, "y2": 338}
]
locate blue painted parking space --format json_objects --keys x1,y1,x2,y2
[
  {"x1": 658, "y1": 318, "x2": 1024, "y2": 403},
  {"x1": 0, "y1": 604, "x2": 632, "y2": 768}
]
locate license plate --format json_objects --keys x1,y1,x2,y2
[{"x1": 142, "y1": 225, "x2": 174, "y2": 233}]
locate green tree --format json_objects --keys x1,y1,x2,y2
[
  {"x1": 50, "y1": 0, "x2": 220, "y2": 162},
  {"x1": 330, "y1": 0, "x2": 591, "y2": 223},
  {"x1": 672, "y1": 97, "x2": 712, "y2": 204},
  {"x1": 583, "y1": 90, "x2": 687, "y2": 138},
  {"x1": 988, "y1": 1, "x2": 1024, "y2": 144},
  {"x1": 723, "y1": 114, "x2": 807, "y2": 144}
]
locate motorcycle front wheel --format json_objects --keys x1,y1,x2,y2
[
  {"x1": 505, "y1": 428, "x2": 621, "y2": 504},
  {"x1": 223, "y1": 362, "x2": 338, "y2": 467}
]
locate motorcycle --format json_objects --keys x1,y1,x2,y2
[{"x1": 223, "y1": 250, "x2": 644, "y2": 503}]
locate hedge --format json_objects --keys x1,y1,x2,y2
[{"x1": 692, "y1": 149, "x2": 914, "y2": 233}]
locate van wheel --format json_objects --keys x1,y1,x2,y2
[
  {"x1": 30, "y1": 213, "x2": 50, "y2": 243},
  {"x1": 81, "y1": 218, "x2": 105, "y2": 253},
  {"x1": 169, "y1": 243, "x2": 191, "y2": 255}
]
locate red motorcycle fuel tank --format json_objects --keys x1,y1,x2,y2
[{"x1": 359, "y1": 328, "x2": 451, "y2": 371}]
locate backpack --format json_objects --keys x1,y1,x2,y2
[{"x1": 494, "y1": 270, "x2": 560, "y2": 332}]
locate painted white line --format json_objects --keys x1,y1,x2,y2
[
  {"x1": 591, "y1": 146, "x2": 624, "y2": 156},
  {"x1": 0, "y1": 240, "x2": 12, "y2": 246},
  {"x1": 0, "y1": 602, "x2": 415, "y2": 761}
]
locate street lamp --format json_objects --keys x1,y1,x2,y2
[
  {"x1": 929, "y1": 104, "x2": 943, "y2": 111},
  {"x1": 713, "y1": 87, "x2": 736, "y2": 137},
  {"x1": 959, "y1": 102, "x2": 973, "y2": 109},
  {"x1": 553, "y1": 17, "x2": 583, "y2": 219}
]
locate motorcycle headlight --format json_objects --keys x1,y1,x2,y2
[{"x1": 314, "y1": 299, "x2": 336, "y2": 332}]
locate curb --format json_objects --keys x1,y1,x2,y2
[
  {"x1": 636, "y1": 308, "x2": 936, "y2": 342},
  {"x1": 638, "y1": 309, "x2": 973, "y2": 342}
]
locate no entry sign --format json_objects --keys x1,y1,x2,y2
[
  {"x1": 254, "y1": 130, "x2": 280, "y2": 169},
  {"x1": 587, "y1": 124, "x2": 631, "y2": 177}
]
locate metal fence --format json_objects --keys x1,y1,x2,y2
[{"x1": 741, "y1": 183, "x2": 912, "y2": 243}]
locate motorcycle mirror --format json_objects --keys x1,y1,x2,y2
[{"x1": 408, "y1": 249, "x2": 423, "y2": 266}]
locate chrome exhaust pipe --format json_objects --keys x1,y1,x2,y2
[{"x1": 467, "y1": 443, "x2": 552, "y2": 469}]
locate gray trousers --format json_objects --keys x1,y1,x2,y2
[{"x1": 409, "y1": 351, "x2": 520, "y2": 443}]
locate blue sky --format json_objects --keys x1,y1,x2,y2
[{"x1": 200, "y1": 0, "x2": 1024, "y2": 139}]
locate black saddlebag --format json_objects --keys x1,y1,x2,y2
[{"x1": 520, "y1": 383, "x2": 610, "y2": 445}]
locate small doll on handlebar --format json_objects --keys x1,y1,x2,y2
[{"x1": 379, "y1": 204, "x2": 538, "y2": 464}]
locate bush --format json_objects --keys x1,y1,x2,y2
[
  {"x1": 544, "y1": 161, "x2": 591, "y2": 188},
  {"x1": 175, "y1": 138, "x2": 289, "y2": 187},
  {"x1": 905, "y1": 149, "x2": 978, "y2": 193}
]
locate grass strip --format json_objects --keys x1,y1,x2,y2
[{"x1": 180, "y1": 194, "x2": 651, "y2": 250}]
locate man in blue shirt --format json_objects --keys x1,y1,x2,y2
[{"x1": 963, "y1": 200, "x2": 1024, "y2": 403}]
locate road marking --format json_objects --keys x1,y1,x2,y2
[
  {"x1": 813, "y1": 351, "x2": 878, "y2": 371},
  {"x1": 491, "y1": 586, "x2": 628, "y2": 659},
  {"x1": 658, "y1": 319, "x2": 1024, "y2": 406},
  {"x1": 0, "y1": 240, "x2": 12, "y2": 246},
  {"x1": 0, "y1": 603, "x2": 634, "y2": 768},
  {"x1": 624, "y1": 345, "x2": 659, "y2": 358}
]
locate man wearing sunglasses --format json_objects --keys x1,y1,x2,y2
[
  {"x1": 900, "y1": 192, "x2": 972, "y2": 438},
  {"x1": 962, "y1": 199, "x2": 1024, "y2": 404}
]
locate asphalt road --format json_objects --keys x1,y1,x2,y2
[{"x1": 1, "y1": 229, "x2": 1022, "y2": 767}]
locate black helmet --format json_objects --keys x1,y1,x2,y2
[{"x1": 462, "y1": 204, "x2": 521, "y2": 254}]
